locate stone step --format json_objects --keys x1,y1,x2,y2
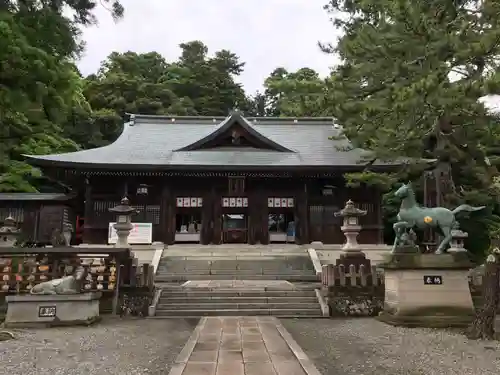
[
  {"x1": 160, "y1": 256, "x2": 311, "y2": 268},
  {"x1": 157, "y1": 265, "x2": 314, "y2": 271},
  {"x1": 159, "y1": 290, "x2": 317, "y2": 298},
  {"x1": 158, "y1": 297, "x2": 319, "y2": 304},
  {"x1": 155, "y1": 274, "x2": 319, "y2": 282},
  {"x1": 156, "y1": 270, "x2": 315, "y2": 276},
  {"x1": 157, "y1": 302, "x2": 321, "y2": 310},
  {"x1": 154, "y1": 308, "x2": 324, "y2": 317},
  {"x1": 157, "y1": 269, "x2": 314, "y2": 275}
]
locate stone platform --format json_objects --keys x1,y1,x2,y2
[
  {"x1": 168, "y1": 316, "x2": 321, "y2": 375},
  {"x1": 4, "y1": 292, "x2": 101, "y2": 328}
]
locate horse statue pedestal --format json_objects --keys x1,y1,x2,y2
[
  {"x1": 376, "y1": 252, "x2": 475, "y2": 328},
  {"x1": 4, "y1": 292, "x2": 102, "y2": 328}
]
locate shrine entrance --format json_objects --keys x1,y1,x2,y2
[
  {"x1": 268, "y1": 197, "x2": 295, "y2": 243},
  {"x1": 174, "y1": 196, "x2": 202, "y2": 243},
  {"x1": 220, "y1": 197, "x2": 248, "y2": 244}
]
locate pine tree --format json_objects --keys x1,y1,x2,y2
[{"x1": 323, "y1": 0, "x2": 500, "y2": 255}]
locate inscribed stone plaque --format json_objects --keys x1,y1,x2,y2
[
  {"x1": 38, "y1": 306, "x2": 56, "y2": 318},
  {"x1": 423, "y1": 275, "x2": 443, "y2": 285}
]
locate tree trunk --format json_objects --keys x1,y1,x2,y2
[{"x1": 466, "y1": 253, "x2": 500, "y2": 340}]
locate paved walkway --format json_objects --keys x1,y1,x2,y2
[{"x1": 168, "y1": 316, "x2": 322, "y2": 375}]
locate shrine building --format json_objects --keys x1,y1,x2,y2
[{"x1": 23, "y1": 111, "x2": 400, "y2": 246}]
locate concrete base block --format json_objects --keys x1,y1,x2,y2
[
  {"x1": 377, "y1": 253, "x2": 475, "y2": 328},
  {"x1": 4, "y1": 292, "x2": 101, "y2": 328}
]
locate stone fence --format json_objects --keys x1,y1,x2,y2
[{"x1": 321, "y1": 263, "x2": 385, "y2": 317}]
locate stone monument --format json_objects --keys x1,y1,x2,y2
[
  {"x1": 0, "y1": 215, "x2": 20, "y2": 247},
  {"x1": 4, "y1": 263, "x2": 101, "y2": 328},
  {"x1": 377, "y1": 182, "x2": 481, "y2": 327},
  {"x1": 109, "y1": 197, "x2": 137, "y2": 247},
  {"x1": 334, "y1": 200, "x2": 371, "y2": 272}
]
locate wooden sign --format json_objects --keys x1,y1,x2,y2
[
  {"x1": 423, "y1": 276, "x2": 443, "y2": 285},
  {"x1": 176, "y1": 197, "x2": 203, "y2": 207},
  {"x1": 268, "y1": 197, "x2": 294, "y2": 208},
  {"x1": 39, "y1": 306, "x2": 56, "y2": 318}
]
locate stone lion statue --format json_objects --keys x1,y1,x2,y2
[{"x1": 30, "y1": 264, "x2": 87, "y2": 295}]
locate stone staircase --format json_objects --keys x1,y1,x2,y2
[
  {"x1": 155, "y1": 283, "x2": 324, "y2": 317},
  {"x1": 155, "y1": 245, "x2": 318, "y2": 282},
  {"x1": 152, "y1": 245, "x2": 324, "y2": 318}
]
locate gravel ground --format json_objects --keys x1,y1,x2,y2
[
  {"x1": 281, "y1": 318, "x2": 500, "y2": 375},
  {"x1": 0, "y1": 317, "x2": 198, "y2": 375}
]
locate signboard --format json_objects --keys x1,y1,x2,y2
[
  {"x1": 39, "y1": 306, "x2": 56, "y2": 318},
  {"x1": 268, "y1": 198, "x2": 294, "y2": 208},
  {"x1": 108, "y1": 222, "x2": 153, "y2": 244},
  {"x1": 423, "y1": 275, "x2": 443, "y2": 285},
  {"x1": 222, "y1": 197, "x2": 248, "y2": 208}
]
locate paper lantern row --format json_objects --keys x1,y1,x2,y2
[
  {"x1": 222, "y1": 197, "x2": 248, "y2": 207},
  {"x1": 176, "y1": 197, "x2": 203, "y2": 207},
  {"x1": 268, "y1": 198, "x2": 294, "y2": 208}
]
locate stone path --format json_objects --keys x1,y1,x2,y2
[{"x1": 168, "y1": 316, "x2": 322, "y2": 375}]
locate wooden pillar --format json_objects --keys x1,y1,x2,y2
[
  {"x1": 259, "y1": 189, "x2": 269, "y2": 245},
  {"x1": 248, "y1": 192, "x2": 258, "y2": 245},
  {"x1": 295, "y1": 182, "x2": 309, "y2": 245},
  {"x1": 212, "y1": 189, "x2": 222, "y2": 245},
  {"x1": 200, "y1": 191, "x2": 213, "y2": 245},
  {"x1": 159, "y1": 184, "x2": 175, "y2": 245},
  {"x1": 83, "y1": 177, "x2": 93, "y2": 244}
]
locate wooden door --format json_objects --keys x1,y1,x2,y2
[{"x1": 308, "y1": 205, "x2": 344, "y2": 244}]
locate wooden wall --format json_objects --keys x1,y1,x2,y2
[{"x1": 84, "y1": 175, "x2": 383, "y2": 245}]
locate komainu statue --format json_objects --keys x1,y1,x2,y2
[
  {"x1": 392, "y1": 182, "x2": 484, "y2": 254},
  {"x1": 30, "y1": 264, "x2": 87, "y2": 295}
]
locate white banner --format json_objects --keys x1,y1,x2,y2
[{"x1": 108, "y1": 222, "x2": 153, "y2": 244}]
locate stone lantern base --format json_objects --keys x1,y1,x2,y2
[{"x1": 335, "y1": 251, "x2": 372, "y2": 273}]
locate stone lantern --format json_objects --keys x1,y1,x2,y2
[
  {"x1": 448, "y1": 229, "x2": 468, "y2": 253},
  {"x1": 109, "y1": 197, "x2": 137, "y2": 247},
  {"x1": 334, "y1": 200, "x2": 367, "y2": 252},
  {"x1": 0, "y1": 215, "x2": 21, "y2": 247}
]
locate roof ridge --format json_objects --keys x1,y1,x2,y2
[{"x1": 128, "y1": 113, "x2": 335, "y2": 124}]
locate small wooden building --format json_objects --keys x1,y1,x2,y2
[
  {"x1": 0, "y1": 193, "x2": 76, "y2": 244},
  {"x1": 25, "y1": 111, "x2": 399, "y2": 245}
]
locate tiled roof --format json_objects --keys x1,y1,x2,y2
[
  {"x1": 0, "y1": 193, "x2": 74, "y2": 201},
  {"x1": 24, "y1": 113, "x2": 383, "y2": 170}
]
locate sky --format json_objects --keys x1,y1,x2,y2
[{"x1": 76, "y1": 0, "x2": 340, "y2": 95}]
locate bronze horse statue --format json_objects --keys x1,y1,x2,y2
[{"x1": 392, "y1": 183, "x2": 484, "y2": 254}]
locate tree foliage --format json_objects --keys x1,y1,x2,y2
[
  {"x1": 252, "y1": 67, "x2": 327, "y2": 117},
  {"x1": 322, "y1": 0, "x2": 500, "y2": 254},
  {"x1": 82, "y1": 42, "x2": 248, "y2": 144}
]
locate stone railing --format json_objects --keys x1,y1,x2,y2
[{"x1": 321, "y1": 263, "x2": 384, "y2": 317}]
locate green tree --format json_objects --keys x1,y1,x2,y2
[
  {"x1": 83, "y1": 42, "x2": 249, "y2": 144},
  {"x1": 170, "y1": 41, "x2": 247, "y2": 116},
  {"x1": 263, "y1": 67, "x2": 327, "y2": 117},
  {"x1": 0, "y1": 0, "x2": 125, "y2": 191},
  {"x1": 83, "y1": 51, "x2": 189, "y2": 145},
  {"x1": 323, "y1": 0, "x2": 500, "y2": 256}
]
